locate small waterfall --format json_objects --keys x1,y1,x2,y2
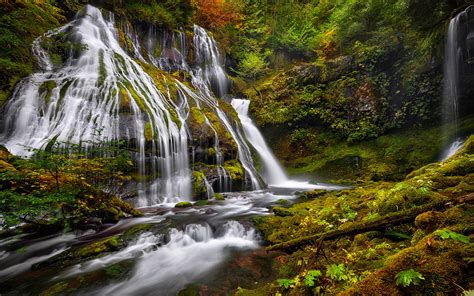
[
  {"x1": 441, "y1": 6, "x2": 474, "y2": 160},
  {"x1": 440, "y1": 137, "x2": 465, "y2": 161},
  {"x1": 231, "y1": 99, "x2": 288, "y2": 184},
  {"x1": 192, "y1": 25, "x2": 229, "y2": 98},
  {"x1": 231, "y1": 99, "x2": 325, "y2": 189}
]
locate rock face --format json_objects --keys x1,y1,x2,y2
[{"x1": 0, "y1": 5, "x2": 262, "y2": 205}]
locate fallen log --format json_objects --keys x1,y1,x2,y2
[{"x1": 266, "y1": 195, "x2": 472, "y2": 253}]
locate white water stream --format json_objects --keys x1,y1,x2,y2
[{"x1": 231, "y1": 99, "x2": 333, "y2": 190}]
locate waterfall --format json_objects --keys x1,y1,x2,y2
[
  {"x1": 192, "y1": 25, "x2": 229, "y2": 98},
  {"x1": 443, "y1": 12, "x2": 461, "y2": 133},
  {"x1": 440, "y1": 6, "x2": 474, "y2": 160},
  {"x1": 231, "y1": 99, "x2": 323, "y2": 189},
  {"x1": 231, "y1": 99, "x2": 287, "y2": 184},
  {"x1": 0, "y1": 5, "x2": 263, "y2": 204}
]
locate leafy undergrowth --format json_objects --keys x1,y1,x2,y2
[
  {"x1": 243, "y1": 135, "x2": 474, "y2": 295},
  {"x1": 0, "y1": 142, "x2": 142, "y2": 235}
]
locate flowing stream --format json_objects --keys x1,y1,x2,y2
[{"x1": 0, "y1": 191, "x2": 323, "y2": 295}]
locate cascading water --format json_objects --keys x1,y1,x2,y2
[
  {"x1": 231, "y1": 99, "x2": 287, "y2": 184},
  {"x1": 440, "y1": 6, "x2": 474, "y2": 160},
  {"x1": 192, "y1": 25, "x2": 229, "y2": 98},
  {"x1": 231, "y1": 99, "x2": 328, "y2": 190},
  {"x1": 0, "y1": 5, "x2": 262, "y2": 204}
]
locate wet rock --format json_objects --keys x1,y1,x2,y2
[{"x1": 175, "y1": 201, "x2": 193, "y2": 208}]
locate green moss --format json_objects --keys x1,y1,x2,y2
[
  {"x1": 119, "y1": 87, "x2": 131, "y2": 112},
  {"x1": 75, "y1": 236, "x2": 120, "y2": 258},
  {"x1": 175, "y1": 201, "x2": 192, "y2": 208},
  {"x1": 0, "y1": 2, "x2": 66, "y2": 106},
  {"x1": 283, "y1": 119, "x2": 474, "y2": 182},
  {"x1": 248, "y1": 135, "x2": 474, "y2": 295},
  {"x1": 39, "y1": 281, "x2": 69, "y2": 296},
  {"x1": 207, "y1": 147, "x2": 216, "y2": 158},
  {"x1": 192, "y1": 170, "x2": 207, "y2": 198},
  {"x1": 125, "y1": 82, "x2": 147, "y2": 112},
  {"x1": 214, "y1": 193, "x2": 225, "y2": 200},
  {"x1": 117, "y1": 28, "x2": 126, "y2": 48},
  {"x1": 38, "y1": 80, "x2": 57, "y2": 104},
  {"x1": 98, "y1": 51, "x2": 106, "y2": 86},
  {"x1": 58, "y1": 79, "x2": 73, "y2": 109},
  {"x1": 121, "y1": 223, "x2": 153, "y2": 241},
  {"x1": 272, "y1": 207, "x2": 293, "y2": 217},
  {"x1": 190, "y1": 107, "x2": 205, "y2": 125},
  {"x1": 223, "y1": 160, "x2": 244, "y2": 181},
  {"x1": 144, "y1": 122, "x2": 153, "y2": 141}
]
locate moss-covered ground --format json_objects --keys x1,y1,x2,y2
[{"x1": 241, "y1": 135, "x2": 474, "y2": 295}]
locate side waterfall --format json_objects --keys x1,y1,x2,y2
[
  {"x1": 441, "y1": 6, "x2": 474, "y2": 160},
  {"x1": 231, "y1": 99, "x2": 323, "y2": 189},
  {"x1": 0, "y1": 5, "x2": 261, "y2": 205}
]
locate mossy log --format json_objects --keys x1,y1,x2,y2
[{"x1": 266, "y1": 195, "x2": 472, "y2": 252}]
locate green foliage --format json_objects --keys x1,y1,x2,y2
[
  {"x1": 0, "y1": 1, "x2": 65, "y2": 104},
  {"x1": 304, "y1": 269, "x2": 322, "y2": 287},
  {"x1": 235, "y1": 50, "x2": 270, "y2": 80},
  {"x1": 0, "y1": 136, "x2": 136, "y2": 230},
  {"x1": 277, "y1": 278, "x2": 295, "y2": 289},
  {"x1": 100, "y1": 0, "x2": 194, "y2": 28},
  {"x1": 326, "y1": 264, "x2": 349, "y2": 281},
  {"x1": 434, "y1": 229, "x2": 471, "y2": 244},
  {"x1": 267, "y1": 0, "x2": 318, "y2": 55},
  {"x1": 395, "y1": 269, "x2": 425, "y2": 287}
]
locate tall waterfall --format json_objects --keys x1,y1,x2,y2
[
  {"x1": 0, "y1": 5, "x2": 261, "y2": 205},
  {"x1": 443, "y1": 10, "x2": 462, "y2": 133},
  {"x1": 440, "y1": 6, "x2": 474, "y2": 160}
]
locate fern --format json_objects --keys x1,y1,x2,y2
[
  {"x1": 304, "y1": 269, "x2": 322, "y2": 287},
  {"x1": 277, "y1": 278, "x2": 295, "y2": 289},
  {"x1": 326, "y1": 264, "x2": 348, "y2": 281},
  {"x1": 434, "y1": 229, "x2": 471, "y2": 244},
  {"x1": 395, "y1": 269, "x2": 425, "y2": 287}
]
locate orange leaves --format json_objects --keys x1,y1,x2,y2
[{"x1": 192, "y1": 0, "x2": 242, "y2": 30}]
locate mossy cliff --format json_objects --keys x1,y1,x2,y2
[{"x1": 242, "y1": 135, "x2": 474, "y2": 295}]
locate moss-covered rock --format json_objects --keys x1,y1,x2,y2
[
  {"x1": 223, "y1": 159, "x2": 244, "y2": 181},
  {"x1": 272, "y1": 207, "x2": 293, "y2": 217},
  {"x1": 192, "y1": 170, "x2": 207, "y2": 198},
  {"x1": 175, "y1": 201, "x2": 192, "y2": 208},
  {"x1": 74, "y1": 236, "x2": 120, "y2": 258},
  {"x1": 214, "y1": 193, "x2": 225, "y2": 200}
]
